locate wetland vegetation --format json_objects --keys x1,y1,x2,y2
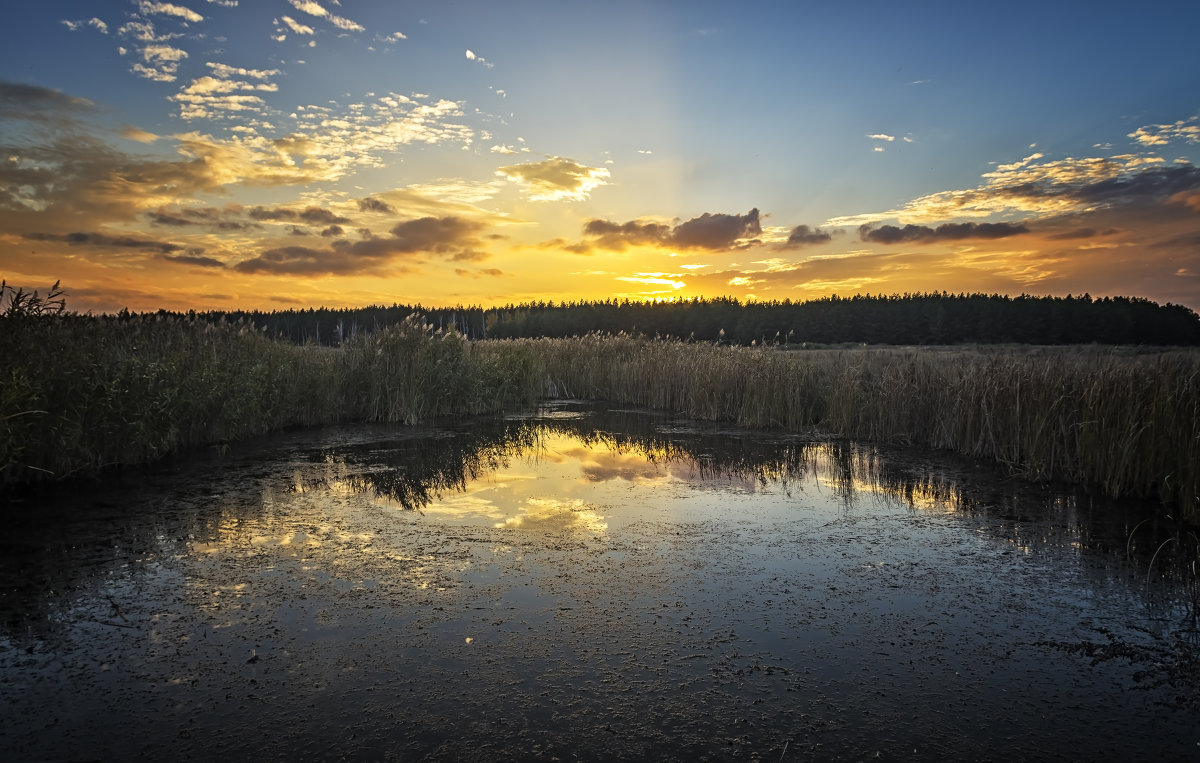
[{"x1": 3, "y1": 282, "x2": 1199, "y2": 522}]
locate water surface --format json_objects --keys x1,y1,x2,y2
[{"x1": 1, "y1": 403, "x2": 1197, "y2": 760}]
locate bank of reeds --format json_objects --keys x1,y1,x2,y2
[
  {"x1": 0, "y1": 313, "x2": 543, "y2": 484},
  {"x1": 3, "y1": 310, "x2": 1197, "y2": 522},
  {"x1": 523, "y1": 333, "x2": 1200, "y2": 520}
]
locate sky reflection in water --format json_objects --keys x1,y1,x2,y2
[
  {"x1": 1, "y1": 404, "x2": 1196, "y2": 761},
  {"x1": 305, "y1": 424, "x2": 941, "y2": 533}
]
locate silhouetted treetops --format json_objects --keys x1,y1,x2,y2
[{"x1": 190, "y1": 293, "x2": 1200, "y2": 346}]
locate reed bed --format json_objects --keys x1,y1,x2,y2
[
  {"x1": 523, "y1": 333, "x2": 1200, "y2": 520},
  {"x1": 3, "y1": 311, "x2": 1197, "y2": 522},
  {"x1": 0, "y1": 313, "x2": 543, "y2": 485}
]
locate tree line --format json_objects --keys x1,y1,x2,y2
[{"x1": 180, "y1": 292, "x2": 1200, "y2": 346}]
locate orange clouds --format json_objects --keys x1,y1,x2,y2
[
  {"x1": 1171, "y1": 190, "x2": 1200, "y2": 213},
  {"x1": 827, "y1": 154, "x2": 1198, "y2": 228},
  {"x1": 859, "y1": 222, "x2": 1029, "y2": 244},
  {"x1": 495, "y1": 157, "x2": 610, "y2": 201},
  {"x1": 232, "y1": 216, "x2": 489, "y2": 276},
  {"x1": 569, "y1": 209, "x2": 762, "y2": 253}
]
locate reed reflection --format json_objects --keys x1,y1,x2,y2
[
  {"x1": 300, "y1": 412, "x2": 976, "y2": 517},
  {"x1": 2, "y1": 404, "x2": 1194, "y2": 643},
  {"x1": 297, "y1": 407, "x2": 1189, "y2": 566},
  {"x1": 302, "y1": 417, "x2": 828, "y2": 522}
]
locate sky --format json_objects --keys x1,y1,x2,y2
[{"x1": 2, "y1": 0, "x2": 1200, "y2": 314}]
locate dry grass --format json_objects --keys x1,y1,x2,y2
[
  {"x1": 523, "y1": 334, "x2": 1200, "y2": 520},
  {"x1": 3, "y1": 311, "x2": 1196, "y2": 521},
  {"x1": 0, "y1": 314, "x2": 543, "y2": 484}
]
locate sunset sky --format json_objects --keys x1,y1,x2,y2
[{"x1": 3, "y1": 0, "x2": 1200, "y2": 314}]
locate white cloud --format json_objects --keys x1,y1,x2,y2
[
  {"x1": 992, "y1": 152, "x2": 1044, "y2": 173},
  {"x1": 118, "y1": 20, "x2": 179, "y2": 43},
  {"x1": 206, "y1": 62, "x2": 280, "y2": 80},
  {"x1": 178, "y1": 76, "x2": 238, "y2": 95},
  {"x1": 171, "y1": 62, "x2": 281, "y2": 119},
  {"x1": 137, "y1": 2, "x2": 204, "y2": 23},
  {"x1": 171, "y1": 90, "x2": 268, "y2": 119},
  {"x1": 288, "y1": 0, "x2": 327, "y2": 14},
  {"x1": 280, "y1": 16, "x2": 315, "y2": 35},
  {"x1": 1129, "y1": 117, "x2": 1200, "y2": 147},
  {"x1": 287, "y1": 0, "x2": 363, "y2": 32},
  {"x1": 142, "y1": 44, "x2": 189, "y2": 62},
  {"x1": 171, "y1": 91, "x2": 475, "y2": 180},
  {"x1": 131, "y1": 44, "x2": 189, "y2": 82},
  {"x1": 132, "y1": 64, "x2": 179, "y2": 82},
  {"x1": 207, "y1": 0, "x2": 238, "y2": 6},
  {"x1": 868, "y1": 133, "x2": 895, "y2": 141},
  {"x1": 327, "y1": 15, "x2": 364, "y2": 32},
  {"x1": 62, "y1": 18, "x2": 110, "y2": 34},
  {"x1": 465, "y1": 49, "x2": 494, "y2": 68}
]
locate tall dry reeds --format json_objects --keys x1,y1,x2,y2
[
  {"x1": 3, "y1": 308, "x2": 1196, "y2": 522},
  {"x1": 519, "y1": 332, "x2": 837, "y2": 426},
  {"x1": 0, "y1": 313, "x2": 543, "y2": 485},
  {"x1": 343, "y1": 317, "x2": 543, "y2": 424},
  {"x1": 524, "y1": 334, "x2": 1200, "y2": 520}
]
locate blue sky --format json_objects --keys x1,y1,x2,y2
[{"x1": 3, "y1": 0, "x2": 1199, "y2": 312}]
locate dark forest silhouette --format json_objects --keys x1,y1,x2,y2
[{"x1": 168, "y1": 293, "x2": 1200, "y2": 347}]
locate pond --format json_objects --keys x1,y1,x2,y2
[{"x1": 1, "y1": 402, "x2": 1197, "y2": 761}]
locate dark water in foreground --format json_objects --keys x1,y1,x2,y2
[{"x1": 1, "y1": 403, "x2": 1197, "y2": 761}]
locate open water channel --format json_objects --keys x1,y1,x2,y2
[{"x1": 1, "y1": 403, "x2": 1197, "y2": 761}]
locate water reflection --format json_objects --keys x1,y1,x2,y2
[
  {"x1": 251, "y1": 404, "x2": 1195, "y2": 614},
  {"x1": 494, "y1": 498, "x2": 608, "y2": 533},
  {"x1": 303, "y1": 415, "x2": 825, "y2": 515},
  {"x1": 3, "y1": 406, "x2": 1194, "y2": 621},
  {"x1": 289, "y1": 409, "x2": 1159, "y2": 534},
  {"x1": 290, "y1": 424, "x2": 541, "y2": 513},
  {"x1": 2, "y1": 402, "x2": 1198, "y2": 761}
]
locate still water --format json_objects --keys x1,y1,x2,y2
[{"x1": 1, "y1": 403, "x2": 1197, "y2": 760}]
